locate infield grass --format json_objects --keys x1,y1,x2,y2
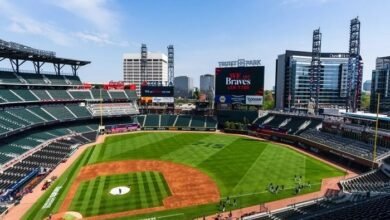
[
  {"x1": 23, "y1": 132, "x2": 345, "y2": 220},
  {"x1": 69, "y1": 172, "x2": 170, "y2": 216}
]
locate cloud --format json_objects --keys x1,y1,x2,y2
[
  {"x1": 50, "y1": 0, "x2": 118, "y2": 32},
  {"x1": 74, "y1": 31, "x2": 129, "y2": 47},
  {"x1": 0, "y1": 0, "x2": 72, "y2": 46}
]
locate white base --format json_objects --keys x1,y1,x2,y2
[{"x1": 110, "y1": 186, "x2": 130, "y2": 195}]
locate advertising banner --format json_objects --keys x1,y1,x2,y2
[
  {"x1": 245, "y1": 95, "x2": 263, "y2": 105},
  {"x1": 152, "y1": 97, "x2": 174, "y2": 103}
]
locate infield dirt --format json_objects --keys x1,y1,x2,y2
[{"x1": 59, "y1": 160, "x2": 221, "y2": 220}]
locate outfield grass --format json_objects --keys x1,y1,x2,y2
[
  {"x1": 69, "y1": 172, "x2": 170, "y2": 217},
  {"x1": 23, "y1": 132, "x2": 345, "y2": 220}
]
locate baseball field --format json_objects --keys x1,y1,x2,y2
[{"x1": 23, "y1": 132, "x2": 345, "y2": 220}]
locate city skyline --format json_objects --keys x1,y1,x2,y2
[{"x1": 0, "y1": 0, "x2": 390, "y2": 89}]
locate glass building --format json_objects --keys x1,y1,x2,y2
[
  {"x1": 174, "y1": 76, "x2": 193, "y2": 98},
  {"x1": 370, "y1": 56, "x2": 390, "y2": 113},
  {"x1": 275, "y1": 50, "x2": 356, "y2": 110}
]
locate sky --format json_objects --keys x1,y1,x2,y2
[{"x1": 0, "y1": 0, "x2": 390, "y2": 89}]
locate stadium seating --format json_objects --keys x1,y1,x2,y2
[
  {"x1": 0, "y1": 125, "x2": 97, "y2": 195},
  {"x1": 88, "y1": 103, "x2": 139, "y2": 116},
  {"x1": 190, "y1": 116, "x2": 206, "y2": 128},
  {"x1": 64, "y1": 75, "x2": 82, "y2": 85},
  {"x1": 108, "y1": 90, "x2": 128, "y2": 99},
  {"x1": 30, "y1": 90, "x2": 52, "y2": 101},
  {"x1": 134, "y1": 115, "x2": 145, "y2": 126},
  {"x1": 11, "y1": 89, "x2": 39, "y2": 102},
  {"x1": 28, "y1": 106, "x2": 56, "y2": 121},
  {"x1": 125, "y1": 90, "x2": 137, "y2": 100},
  {"x1": 341, "y1": 169, "x2": 390, "y2": 193},
  {"x1": 66, "y1": 104, "x2": 92, "y2": 118},
  {"x1": 47, "y1": 90, "x2": 72, "y2": 100},
  {"x1": 265, "y1": 114, "x2": 289, "y2": 127},
  {"x1": 281, "y1": 117, "x2": 308, "y2": 134},
  {"x1": 243, "y1": 193, "x2": 390, "y2": 220},
  {"x1": 91, "y1": 89, "x2": 111, "y2": 100},
  {"x1": 44, "y1": 74, "x2": 67, "y2": 85},
  {"x1": 43, "y1": 105, "x2": 75, "y2": 120},
  {"x1": 18, "y1": 73, "x2": 46, "y2": 85},
  {"x1": 0, "y1": 71, "x2": 22, "y2": 84},
  {"x1": 299, "y1": 129, "x2": 389, "y2": 160},
  {"x1": 160, "y1": 114, "x2": 177, "y2": 127},
  {"x1": 144, "y1": 115, "x2": 159, "y2": 127},
  {"x1": 0, "y1": 123, "x2": 98, "y2": 166},
  {"x1": 253, "y1": 114, "x2": 273, "y2": 125},
  {"x1": 0, "y1": 89, "x2": 22, "y2": 103},
  {"x1": 68, "y1": 90, "x2": 93, "y2": 100},
  {"x1": 206, "y1": 116, "x2": 218, "y2": 129},
  {"x1": 175, "y1": 115, "x2": 191, "y2": 127}
]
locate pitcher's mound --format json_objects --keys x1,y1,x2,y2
[{"x1": 110, "y1": 186, "x2": 130, "y2": 195}]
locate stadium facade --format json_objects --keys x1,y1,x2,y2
[
  {"x1": 370, "y1": 56, "x2": 390, "y2": 113},
  {"x1": 174, "y1": 76, "x2": 193, "y2": 98},
  {"x1": 275, "y1": 50, "x2": 360, "y2": 111},
  {"x1": 123, "y1": 52, "x2": 168, "y2": 96}
]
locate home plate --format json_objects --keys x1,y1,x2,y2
[{"x1": 110, "y1": 186, "x2": 130, "y2": 195}]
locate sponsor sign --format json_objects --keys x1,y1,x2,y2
[
  {"x1": 141, "y1": 86, "x2": 174, "y2": 97},
  {"x1": 246, "y1": 95, "x2": 263, "y2": 105},
  {"x1": 152, "y1": 97, "x2": 174, "y2": 103},
  {"x1": 215, "y1": 66, "x2": 264, "y2": 96},
  {"x1": 215, "y1": 95, "x2": 246, "y2": 104}
]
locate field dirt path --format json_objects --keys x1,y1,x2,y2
[{"x1": 58, "y1": 160, "x2": 220, "y2": 220}]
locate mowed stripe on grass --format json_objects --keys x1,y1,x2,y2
[{"x1": 68, "y1": 172, "x2": 170, "y2": 217}]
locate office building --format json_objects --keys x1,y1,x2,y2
[
  {"x1": 200, "y1": 74, "x2": 215, "y2": 100},
  {"x1": 123, "y1": 53, "x2": 168, "y2": 96},
  {"x1": 174, "y1": 76, "x2": 193, "y2": 98},
  {"x1": 363, "y1": 80, "x2": 371, "y2": 92},
  {"x1": 275, "y1": 50, "x2": 360, "y2": 110},
  {"x1": 370, "y1": 56, "x2": 390, "y2": 113}
]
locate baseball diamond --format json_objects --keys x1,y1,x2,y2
[{"x1": 22, "y1": 132, "x2": 344, "y2": 219}]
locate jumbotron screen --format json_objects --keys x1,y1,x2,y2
[
  {"x1": 215, "y1": 66, "x2": 264, "y2": 96},
  {"x1": 141, "y1": 86, "x2": 174, "y2": 97}
]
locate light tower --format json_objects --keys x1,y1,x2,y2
[
  {"x1": 141, "y1": 44, "x2": 147, "y2": 84},
  {"x1": 167, "y1": 45, "x2": 174, "y2": 86},
  {"x1": 310, "y1": 28, "x2": 322, "y2": 114},
  {"x1": 346, "y1": 17, "x2": 362, "y2": 112}
]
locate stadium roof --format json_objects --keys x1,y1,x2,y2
[
  {"x1": 0, "y1": 38, "x2": 90, "y2": 67},
  {"x1": 343, "y1": 112, "x2": 390, "y2": 122}
]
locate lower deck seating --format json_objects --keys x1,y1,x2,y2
[
  {"x1": 0, "y1": 123, "x2": 98, "y2": 166},
  {"x1": 0, "y1": 125, "x2": 98, "y2": 195},
  {"x1": 341, "y1": 169, "x2": 390, "y2": 193},
  {"x1": 299, "y1": 129, "x2": 389, "y2": 160}
]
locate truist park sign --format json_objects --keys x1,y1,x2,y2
[
  {"x1": 215, "y1": 66, "x2": 264, "y2": 105},
  {"x1": 218, "y1": 59, "x2": 261, "y2": 68}
]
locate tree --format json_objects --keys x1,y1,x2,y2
[
  {"x1": 224, "y1": 121, "x2": 231, "y2": 130},
  {"x1": 361, "y1": 92, "x2": 370, "y2": 110},
  {"x1": 263, "y1": 90, "x2": 275, "y2": 110},
  {"x1": 193, "y1": 87, "x2": 200, "y2": 100}
]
